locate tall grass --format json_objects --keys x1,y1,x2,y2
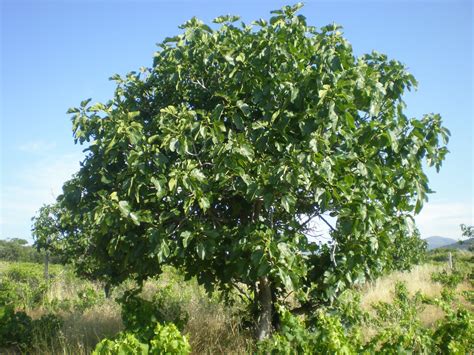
[{"x1": 2, "y1": 254, "x2": 472, "y2": 354}]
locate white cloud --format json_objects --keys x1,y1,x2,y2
[
  {"x1": 415, "y1": 201, "x2": 473, "y2": 239},
  {"x1": 18, "y1": 140, "x2": 57, "y2": 154},
  {"x1": 0, "y1": 151, "x2": 83, "y2": 240}
]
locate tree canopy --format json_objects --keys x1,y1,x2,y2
[{"x1": 38, "y1": 3, "x2": 449, "y2": 338}]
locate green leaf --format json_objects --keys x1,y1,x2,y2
[
  {"x1": 80, "y1": 98, "x2": 91, "y2": 107},
  {"x1": 196, "y1": 243, "x2": 206, "y2": 260},
  {"x1": 118, "y1": 201, "x2": 131, "y2": 217},
  {"x1": 129, "y1": 212, "x2": 140, "y2": 226},
  {"x1": 148, "y1": 135, "x2": 160, "y2": 144},
  {"x1": 181, "y1": 231, "x2": 193, "y2": 248},
  {"x1": 281, "y1": 194, "x2": 296, "y2": 213},
  {"x1": 344, "y1": 112, "x2": 355, "y2": 129},
  {"x1": 236, "y1": 100, "x2": 251, "y2": 117},
  {"x1": 357, "y1": 162, "x2": 368, "y2": 177},
  {"x1": 236, "y1": 144, "x2": 254, "y2": 161},
  {"x1": 168, "y1": 177, "x2": 177, "y2": 191},
  {"x1": 169, "y1": 138, "x2": 178, "y2": 152},
  {"x1": 271, "y1": 110, "x2": 280, "y2": 122},
  {"x1": 290, "y1": 86, "x2": 299, "y2": 102},
  {"x1": 67, "y1": 107, "x2": 80, "y2": 114},
  {"x1": 128, "y1": 111, "x2": 140, "y2": 120},
  {"x1": 198, "y1": 196, "x2": 210, "y2": 211},
  {"x1": 278, "y1": 268, "x2": 294, "y2": 291},
  {"x1": 211, "y1": 104, "x2": 224, "y2": 121},
  {"x1": 151, "y1": 177, "x2": 166, "y2": 198},
  {"x1": 191, "y1": 169, "x2": 206, "y2": 182},
  {"x1": 387, "y1": 130, "x2": 399, "y2": 152},
  {"x1": 223, "y1": 54, "x2": 235, "y2": 65},
  {"x1": 213, "y1": 15, "x2": 240, "y2": 24}
]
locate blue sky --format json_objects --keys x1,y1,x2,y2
[{"x1": 1, "y1": 0, "x2": 472, "y2": 242}]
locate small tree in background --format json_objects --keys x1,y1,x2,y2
[
  {"x1": 461, "y1": 224, "x2": 473, "y2": 239},
  {"x1": 31, "y1": 204, "x2": 64, "y2": 281},
  {"x1": 44, "y1": 3, "x2": 449, "y2": 339}
]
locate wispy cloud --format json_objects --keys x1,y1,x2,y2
[
  {"x1": 415, "y1": 201, "x2": 473, "y2": 239},
  {"x1": 18, "y1": 140, "x2": 57, "y2": 154}
]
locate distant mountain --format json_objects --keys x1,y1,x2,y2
[
  {"x1": 425, "y1": 236, "x2": 457, "y2": 250},
  {"x1": 442, "y1": 238, "x2": 474, "y2": 251}
]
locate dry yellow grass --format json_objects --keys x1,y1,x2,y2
[
  {"x1": 359, "y1": 263, "x2": 473, "y2": 328},
  {"x1": 140, "y1": 272, "x2": 253, "y2": 354},
  {"x1": 360, "y1": 264, "x2": 443, "y2": 310}
]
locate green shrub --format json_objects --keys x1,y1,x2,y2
[
  {"x1": 149, "y1": 323, "x2": 191, "y2": 354},
  {"x1": 0, "y1": 306, "x2": 63, "y2": 351},
  {"x1": 0, "y1": 263, "x2": 51, "y2": 309},
  {"x1": 93, "y1": 332, "x2": 149, "y2": 355},
  {"x1": 258, "y1": 308, "x2": 359, "y2": 354},
  {"x1": 152, "y1": 285, "x2": 189, "y2": 330},
  {"x1": 433, "y1": 308, "x2": 474, "y2": 354},
  {"x1": 0, "y1": 278, "x2": 19, "y2": 306},
  {"x1": 75, "y1": 286, "x2": 104, "y2": 312},
  {"x1": 0, "y1": 305, "x2": 33, "y2": 350},
  {"x1": 365, "y1": 282, "x2": 434, "y2": 353},
  {"x1": 92, "y1": 323, "x2": 191, "y2": 355},
  {"x1": 431, "y1": 270, "x2": 465, "y2": 288},
  {"x1": 119, "y1": 287, "x2": 189, "y2": 342},
  {"x1": 32, "y1": 313, "x2": 63, "y2": 346},
  {"x1": 426, "y1": 287, "x2": 474, "y2": 354}
]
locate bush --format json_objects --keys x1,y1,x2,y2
[
  {"x1": 0, "y1": 278, "x2": 19, "y2": 306},
  {"x1": 433, "y1": 308, "x2": 474, "y2": 353},
  {"x1": 0, "y1": 305, "x2": 33, "y2": 350},
  {"x1": 0, "y1": 306, "x2": 63, "y2": 352},
  {"x1": 75, "y1": 286, "x2": 104, "y2": 312},
  {"x1": 32, "y1": 313, "x2": 63, "y2": 346},
  {"x1": 0, "y1": 263, "x2": 51, "y2": 309},
  {"x1": 149, "y1": 323, "x2": 191, "y2": 354},
  {"x1": 151, "y1": 284, "x2": 189, "y2": 330},
  {"x1": 431, "y1": 270, "x2": 465, "y2": 288},
  {"x1": 119, "y1": 286, "x2": 189, "y2": 342},
  {"x1": 364, "y1": 283, "x2": 434, "y2": 352},
  {"x1": 93, "y1": 332, "x2": 149, "y2": 355},
  {"x1": 258, "y1": 308, "x2": 359, "y2": 354},
  {"x1": 92, "y1": 323, "x2": 191, "y2": 355}
]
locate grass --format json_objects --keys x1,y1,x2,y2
[
  {"x1": 1, "y1": 251, "x2": 472, "y2": 354},
  {"x1": 360, "y1": 261, "x2": 473, "y2": 328},
  {"x1": 360, "y1": 264, "x2": 443, "y2": 308}
]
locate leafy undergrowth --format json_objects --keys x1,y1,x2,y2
[{"x1": 0, "y1": 251, "x2": 472, "y2": 354}]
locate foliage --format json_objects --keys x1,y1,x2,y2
[
  {"x1": 461, "y1": 224, "x2": 473, "y2": 238},
  {"x1": 0, "y1": 238, "x2": 49, "y2": 263},
  {"x1": 258, "y1": 308, "x2": 360, "y2": 354},
  {"x1": 365, "y1": 282, "x2": 434, "y2": 353},
  {"x1": 119, "y1": 286, "x2": 189, "y2": 342},
  {"x1": 0, "y1": 305, "x2": 62, "y2": 351},
  {"x1": 432, "y1": 308, "x2": 474, "y2": 353},
  {"x1": 93, "y1": 332, "x2": 149, "y2": 355},
  {"x1": 93, "y1": 323, "x2": 191, "y2": 355},
  {"x1": 431, "y1": 270, "x2": 465, "y2": 288},
  {"x1": 0, "y1": 306, "x2": 32, "y2": 350},
  {"x1": 0, "y1": 263, "x2": 51, "y2": 309},
  {"x1": 39, "y1": 2, "x2": 449, "y2": 337},
  {"x1": 75, "y1": 285, "x2": 105, "y2": 312},
  {"x1": 31, "y1": 313, "x2": 63, "y2": 347},
  {"x1": 149, "y1": 322, "x2": 191, "y2": 354}
]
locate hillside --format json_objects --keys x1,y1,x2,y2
[
  {"x1": 425, "y1": 236, "x2": 456, "y2": 250},
  {"x1": 442, "y1": 238, "x2": 474, "y2": 250}
]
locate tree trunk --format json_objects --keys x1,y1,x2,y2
[
  {"x1": 271, "y1": 287, "x2": 281, "y2": 331},
  {"x1": 104, "y1": 283, "x2": 112, "y2": 298},
  {"x1": 256, "y1": 276, "x2": 272, "y2": 341},
  {"x1": 44, "y1": 250, "x2": 49, "y2": 282}
]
